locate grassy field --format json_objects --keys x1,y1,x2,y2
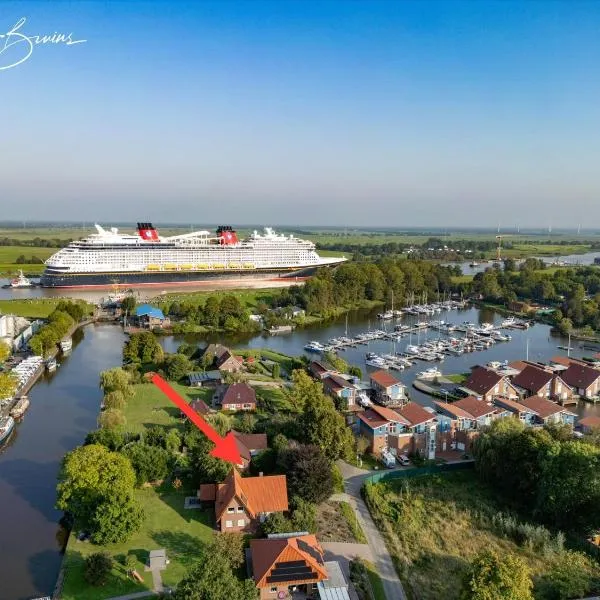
[
  {"x1": 152, "y1": 288, "x2": 283, "y2": 310},
  {"x1": 316, "y1": 501, "x2": 367, "y2": 544},
  {"x1": 450, "y1": 274, "x2": 474, "y2": 284},
  {"x1": 0, "y1": 246, "x2": 55, "y2": 275},
  {"x1": 124, "y1": 382, "x2": 213, "y2": 433},
  {"x1": 61, "y1": 487, "x2": 214, "y2": 600},
  {"x1": 0, "y1": 298, "x2": 71, "y2": 318},
  {"x1": 445, "y1": 373, "x2": 469, "y2": 384},
  {"x1": 364, "y1": 470, "x2": 598, "y2": 600}
]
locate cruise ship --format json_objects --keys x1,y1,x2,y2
[{"x1": 40, "y1": 223, "x2": 346, "y2": 288}]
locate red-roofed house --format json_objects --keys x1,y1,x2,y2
[
  {"x1": 511, "y1": 365, "x2": 572, "y2": 403},
  {"x1": 520, "y1": 396, "x2": 576, "y2": 426},
  {"x1": 322, "y1": 373, "x2": 357, "y2": 406},
  {"x1": 309, "y1": 360, "x2": 333, "y2": 380},
  {"x1": 231, "y1": 430, "x2": 268, "y2": 470},
  {"x1": 218, "y1": 382, "x2": 257, "y2": 411},
  {"x1": 250, "y1": 534, "x2": 328, "y2": 599},
  {"x1": 369, "y1": 370, "x2": 407, "y2": 406},
  {"x1": 560, "y1": 363, "x2": 600, "y2": 400},
  {"x1": 198, "y1": 469, "x2": 288, "y2": 533},
  {"x1": 577, "y1": 415, "x2": 600, "y2": 434},
  {"x1": 462, "y1": 366, "x2": 520, "y2": 402}
]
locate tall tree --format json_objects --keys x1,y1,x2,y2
[{"x1": 0, "y1": 340, "x2": 11, "y2": 363}]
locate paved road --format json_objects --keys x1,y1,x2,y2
[
  {"x1": 322, "y1": 542, "x2": 372, "y2": 600},
  {"x1": 337, "y1": 461, "x2": 407, "y2": 600}
]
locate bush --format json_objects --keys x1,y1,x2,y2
[
  {"x1": 331, "y1": 463, "x2": 344, "y2": 493},
  {"x1": 122, "y1": 443, "x2": 170, "y2": 486},
  {"x1": 84, "y1": 552, "x2": 113, "y2": 586},
  {"x1": 98, "y1": 409, "x2": 126, "y2": 430}
]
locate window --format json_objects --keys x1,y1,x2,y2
[
  {"x1": 237, "y1": 519, "x2": 245, "y2": 527},
  {"x1": 225, "y1": 520, "x2": 233, "y2": 528},
  {"x1": 270, "y1": 587, "x2": 278, "y2": 593},
  {"x1": 227, "y1": 507, "x2": 235, "y2": 513},
  {"x1": 237, "y1": 506, "x2": 244, "y2": 513}
]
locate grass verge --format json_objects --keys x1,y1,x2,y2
[{"x1": 339, "y1": 501, "x2": 367, "y2": 544}]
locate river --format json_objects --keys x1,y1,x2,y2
[
  {"x1": 0, "y1": 324, "x2": 126, "y2": 600},
  {"x1": 1, "y1": 307, "x2": 600, "y2": 599}
]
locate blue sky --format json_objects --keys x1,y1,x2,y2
[{"x1": 1, "y1": 1, "x2": 599, "y2": 227}]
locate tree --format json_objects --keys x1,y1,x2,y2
[
  {"x1": 56, "y1": 444, "x2": 142, "y2": 542},
  {"x1": 186, "y1": 430, "x2": 231, "y2": 483},
  {"x1": 212, "y1": 533, "x2": 246, "y2": 568},
  {"x1": 300, "y1": 392, "x2": 354, "y2": 461},
  {"x1": 290, "y1": 496, "x2": 317, "y2": 533},
  {"x1": 165, "y1": 429, "x2": 181, "y2": 454},
  {"x1": 355, "y1": 435, "x2": 370, "y2": 457},
  {"x1": 261, "y1": 511, "x2": 296, "y2": 535},
  {"x1": 85, "y1": 428, "x2": 132, "y2": 451},
  {"x1": 0, "y1": 372, "x2": 18, "y2": 400},
  {"x1": 0, "y1": 340, "x2": 11, "y2": 363},
  {"x1": 123, "y1": 332, "x2": 163, "y2": 365},
  {"x1": 98, "y1": 408, "x2": 126, "y2": 430},
  {"x1": 122, "y1": 443, "x2": 170, "y2": 485},
  {"x1": 84, "y1": 552, "x2": 113, "y2": 586},
  {"x1": 99, "y1": 368, "x2": 134, "y2": 397},
  {"x1": 279, "y1": 444, "x2": 334, "y2": 504},
  {"x1": 207, "y1": 412, "x2": 233, "y2": 437},
  {"x1": 271, "y1": 363, "x2": 280, "y2": 379},
  {"x1": 349, "y1": 366, "x2": 362, "y2": 379},
  {"x1": 287, "y1": 370, "x2": 324, "y2": 412},
  {"x1": 124, "y1": 552, "x2": 137, "y2": 577},
  {"x1": 174, "y1": 542, "x2": 257, "y2": 600},
  {"x1": 201, "y1": 350, "x2": 215, "y2": 370},
  {"x1": 236, "y1": 413, "x2": 257, "y2": 434},
  {"x1": 460, "y1": 550, "x2": 533, "y2": 600},
  {"x1": 121, "y1": 296, "x2": 136, "y2": 315},
  {"x1": 103, "y1": 390, "x2": 126, "y2": 411},
  {"x1": 539, "y1": 551, "x2": 593, "y2": 600},
  {"x1": 163, "y1": 353, "x2": 193, "y2": 381}
]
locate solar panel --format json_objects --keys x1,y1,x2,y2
[
  {"x1": 297, "y1": 539, "x2": 325, "y2": 566},
  {"x1": 271, "y1": 566, "x2": 314, "y2": 576},
  {"x1": 275, "y1": 561, "x2": 306, "y2": 568},
  {"x1": 267, "y1": 572, "x2": 318, "y2": 583}
]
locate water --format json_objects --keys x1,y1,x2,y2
[
  {"x1": 0, "y1": 324, "x2": 126, "y2": 600},
  {"x1": 161, "y1": 306, "x2": 600, "y2": 419}
]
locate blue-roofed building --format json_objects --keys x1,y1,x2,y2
[{"x1": 133, "y1": 304, "x2": 169, "y2": 328}]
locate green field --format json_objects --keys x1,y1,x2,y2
[
  {"x1": 0, "y1": 245, "x2": 55, "y2": 275},
  {"x1": 364, "y1": 470, "x2": 599, "y2": 600},
  {"x1": 152, "y1": 288, "x2": 284, "y2": 310},
  {"x1": 0, "y1": 298, "x2": 69, "y2": 318},
  {"x1": 61, "y1": 487, "x2": 213, "y2": 600}
]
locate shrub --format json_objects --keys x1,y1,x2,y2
[{"x1": 84, "y1": 552, "x2": 113, "y2": 586}]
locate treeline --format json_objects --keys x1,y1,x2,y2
[
  {"x1": 273, "y1": 259, "x2": 461, "y2": 315},
  {"x1": 28, "y1": 301, "x2": 88, "y2": 357},
  {"x1": 471, "y1": 261, "x2": 600, "y2": 333},
  {"x1": 0, "y1": 237, "x2": 71, "y2": 248},
  {"x1": 155, "y1": 294, "x2": 259, "y2": 333},
  {"x1": 474, "y1": 419, "x2": 600, "y2": 532},
  {"x1": 14, "y1": 254, "x2": 44, "y2": 264}
]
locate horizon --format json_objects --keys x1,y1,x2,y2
[{"x1": 1, "y1": 1, "x2": 599, "y2": 226}]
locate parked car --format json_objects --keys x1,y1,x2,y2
[{"x1": 398, "y1": 454, "x2": 411, "y2": 467}]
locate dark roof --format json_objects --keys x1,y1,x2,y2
[
  {"x1": 452, "y1": 396, "x2": 497, "y2": 419},
  {"x1": 188, "y1": 370, "x2": 222, "y2": 383},
  {"x1": 204, "y1": 343, "x2": 229, "y2": 359},
  {"x1": 578, "y1": 416, "x2": 600, "y2": 429},
  {"x1": 324, "y1": 373, "x2": 353, "y2": 391},
  {"x1": 370, "y1": 370, "x2": 401, "y2": 388},
  {"x1": 493, "y1": 397, "x2": 534, "y2": 414},
  {"x1": 216, "y1": 349, "x2": 242, "y2": 368},
  {"x1": 198, "y1": 483, "x2": 216, "y2": 501},
  {"x1": 463, "y1": 366, "x2": 504, "y2": 396},
  {"x1": 508, "y1": 360, "x2": 529, "y2": 373},
  {"x1": 520, "y1": 395, "x2": 563, "y2": 419},
  {"x1": 310, "y1": 361, "x2": 331, "y2": 376},
  {"x1": 232, "y1": 430, "x2": 268, "y2": 462},
  {"x1": 222, "y1": 383, "x2": 256, "y2": 406},
  {"x1": 561, "y1": 363, "x2": 600, "y2": 390},
  {"x1": 511, "y1": 365, "x2": 553, "y2": 394},
  {"x1": 433, "y1": 400, "x2": 473, "y2": 419},
  {"x1": 190, "y1": 398, "x2": 211, "y2": 416},
  {"x1": 397, "y1": 402, "x2": 435, "y2": 426},
  {"x1": 357, "y1": 409, "x2": 389, "y2": 429}
]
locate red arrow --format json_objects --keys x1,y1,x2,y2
[{"x1": 151, "y1": 374, "x2": 242, "y2": 465}]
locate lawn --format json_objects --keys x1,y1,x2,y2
[
  {"x1": 254, "y1": 385, "x2": 295, "y2": 412},
  {"x1": 124, "y1": 382, "x2": 213, "y2": 433},
  {"x1": 445, "y1": 373, "x2": 469, "y2": 384},
  {"x1": 450, "y1": 274, "x2": 474, "y2": 284},
  {"x1": 0, "y1": 246, "x2": 55, "y2": 275},
  {"x1": 151, "y1": 288, "x2": 283, "y2": 310},
  {"x1": 60, "y1": 487, "x2": 214, "y2": 600},
  {"x1": 0, "y1": 298, "x2": 71, "y2": 318},
  {"x1": 363, "y1": 470, "x2": 598, "y2": 600}
]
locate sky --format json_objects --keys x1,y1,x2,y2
[{"x1": 0, "y1": 0, "x2": 599, "y2": 228}]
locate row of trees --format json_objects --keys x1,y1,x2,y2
[
  {"x1": 473, "y1": 419, "x2": 600, "y2": 532},
  {"x1": 28, "y1": 301, "x2": 88, "y2": 357},
  {"x1": 0, "y1": 236, "x2": 71, "y2": 248},
  {"x1": 470, "y1": 263, "x2": 600, "y2": 332}
]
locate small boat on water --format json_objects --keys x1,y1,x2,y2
[
  {"x1": 417, "y1": 367, "x2": 442, "y2": 380},
  {"x1": 0, "y1": 416, "x2": 15, "y2": 444},
  {"x1": 46, "y1": 358, "x2": 58, "y2": 372},
  {"x1": 9, "y1": 270, "x2": 33, "y2": 288},
  {"x1": 60, "y1": 338, "x2": 73, "y2": 352},
  {"x1": 10, "y1": 396, "x2": 30, "y2": 419}
]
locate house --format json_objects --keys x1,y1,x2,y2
[
  {"x1": 369, "y1": 370, "x2": 407, "y2": 406},
  {"x1": 560, "y1": 363, "x2": 600, "y2": 400},
  {"x1": 511, "y1": 365, "x2": 572, "y2": 403},
  {"x1": 231, "y1": 430, "x2": 268, "y2": 470},
  {"x1": 519, "y1": 395, "x2": 577, "y2": 426},
  {"x1": 218, "y1": 383, "x2": 257, "y2": 411},
  {"x1": 462, "y1": 366, "x2": 519, "y2": 402},
  {"x1": 202, "y1": 343, "x2": 244, "y2": 372},
  {"x1": 357, "y1": 403, "x2": 436, "y2": 457},
  {"x1": 188, "y1": 397, "x2": 212, "y2": 416},
  {"x1": 133, "y1": 304, "x2": 169, "y2": 328},
  {"x1": 492, "y1": 397, "x2": 537, "y2": 426},
  {"x1": 187, "y1": 370, "x2": 223, "y2": 387},
  {"x1": 577, "y1": 415, "x2": 600, "y2": 434},
  {"x1": 198, "y1": 469, "x2": 288, "y2": 533},
  {"x1": 322, "y1": 373, "x2": 357, "y2": 406},
  {"x1": 309, "y1": 360, "x2": 334, "y2": 380},
  {"x1": 249, "y1": 534, "x2": 328, "y2": 600}
]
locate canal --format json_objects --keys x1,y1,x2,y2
[{"x1": 0, "y1": 324, "x2": 126, "y2": 600}]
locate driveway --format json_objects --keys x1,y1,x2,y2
[
  {"x1": 337, "y1": 461, "x2": 407, "y2": 600},
  {"x1": 322, "y1": 542, "x2": 372, "y2": 600}
]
